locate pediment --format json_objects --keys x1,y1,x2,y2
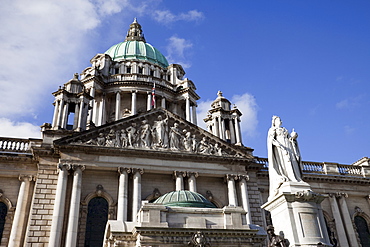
[{"x1": 54, "y1": 108, "x2": 253, "y2": 159}]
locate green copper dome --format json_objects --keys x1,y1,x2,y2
[
  {"x1": 104, "y1": 18, "x2": 169, "y2": 68},
  {"x1": 154, "y1": 190, "x2": 216, "y2": 208},
  {"x1": 105, "y1": 41, "x2": 169, "y2": 68}
]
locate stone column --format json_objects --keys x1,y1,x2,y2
[
  {"x1": 192, "y1": 105, "x2": 197, "y2": 125},
  {"x1": 174, "y1": 171, "x2": 186, "y2": 191},
  {"x1": 73, "y1": 102, "x2": 80, "y2": 128},
  {"x1": 131, "y1": 90, "x2": 137, "y2": 115},
  {"x1": 234, "y1": 116, "x2": 242, "y2": 145},
  {"x1": 213, "y1": 117, "x2": 219, "y2": 137},
  {"x1": 65, "y1": 165, "x2": 85, "y2": 247},
  {"x1": 77, "y1": 101, "x2": 84, "y2": 130},
  {"x1": 8, "y1": 175, "x2": 34, "y2": 247},
  {"x1": 187, "y1": 172, "x2": 198, "y2": 192},
  {"x1": 115, "y1": 91, "x2": 121, "y2": 121},
  {"x1": 62, "y1": 102, "x2": 69, "y2": 129},
  {"x1": 147, "y1": 92, "x2": 152, "y2": 111},
  {"x1": 161, "y1": 97, "x2": 166, "y2": 108},
  {"x1": 100, "y1": 96, "x2": 106, "y2": 125},
  {"x1": 56, "y1": 99, "x2": 64, "y2": 128},
  {"x1": 52, "y1": 100, "x2": 60, "y2": 128},
  {"x1": 221, "y1": 119, "x2": 226, "y2": 140},
  {"x1": 328, "y1": 193, "x2": 349, "y2": 246},
  {"x1": 218, "y1": 116, "x2": 224, "y2": 140},
  {"x1": 49, "y1": 164, "x2": 69, "y2": 247},
  {"x1": 229, "y1": 118, "x2": 236, "y2": 144},
  {"x1": 337, "y1": 193, "x2": 358, "y2": 246},
  {"x1": 117, "y1": 167, "x2": 131, "y2": 222},
  {"x1": 132, "y1": 168, "x2": 143, "y2": 222},
  {"x1": 87, "y1": 86, "x2": 95, "y2": 124},
  {"x1": 226, "y1": 174, "x2": 238, "y2": 206},
  {"x1": 239, "y1": 175, "x2": 252, "y2": 224},
  {"x1": 185, "y1": 97, "x2": 191, "y2": 122}
]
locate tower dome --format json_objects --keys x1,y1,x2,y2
[
  {"x1": 105, "y1": 18, "x2": 169, "y2": 68},
  {"x1": 153, "y1": 190, "x2": 216, "y2": 208}
]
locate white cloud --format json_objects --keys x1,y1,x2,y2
[
  {"x1": 0, "y1": 118, "x2": 41, "y2": 139},
  {"x1": 166, "y1": 36, "x2": 193, "y2": 68},
  {"x1": 153, "y1": 9, "x2": 204, "y2": 24},
  {"x1": 196, "y1": 92, "x2": 259, "y2": 138},
  {"x1": 196, "y1": 99, "x2": 214, "y2": 130},
  {"x1": 336, "y1": 95, "x2": 363, "y2": 110},
  {"x1": 232, "y1": 93, "x2": 259, "y2": 137},
  {"x1": 0, "y1": 0, "x2": 135, "y2": 137}
]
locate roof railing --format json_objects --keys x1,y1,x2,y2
[
  {"x1": 0, "y1": 137, "x2": 32, "y2": 153},
  {"x1": 255, "y1": 157, "x2": 370, "y2": 178}
]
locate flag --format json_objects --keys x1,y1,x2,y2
[{"x1": 151, "y1": 82, "x2": 156, "y2": 108}]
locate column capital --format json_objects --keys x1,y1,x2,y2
[
  {"x1": 18, "y1": 174, "x2": 35, "y2": 182},
  {"x1": 187, "y1": 171, "x2": 199, "y2": 178},
  {"x1": 118, "y1": 167, "x2": 131, "y2": 175},
  {"x1": 238, "y1": 174, "x2": 249, "y2": 181},
  {"x1": 131, "y1": 90, "x2": 138, "y2": 93},
  {"x1": 132, "y1": 168, "x2": 144, "y2": 175},
  {"x1": 225, "y1": 174, "x2": 238, "y2": 182},
  {"x1": 70, "y1": 165, "x2": 86, "y2": 172},
  {"x1": 174, "y1": 171, "x2": 186, "y2": 178},
  {"x1": 328, "y1": 192, "x2": 348, "y2": 198}
]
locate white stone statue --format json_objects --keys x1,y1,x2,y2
[
  {"x1": 267, "y1": 116, "x2": 303, "y2": 198},
  {"x1": 152, "y1": 115, "x2": 168, "y2": 148}
]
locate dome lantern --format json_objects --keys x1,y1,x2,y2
[{"x1": 125, "y1": 18, "x2": 146, "y2": 42}]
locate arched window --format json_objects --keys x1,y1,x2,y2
[
  {"x1": 0, "y1": 202, "x2": 7, "y2": 244},
  {"x1": 84, "y1": 197, "x2": 109, "y2": 247},
  {"x1": 354, "y1": 215, "x2": 370, "y2": 246}
]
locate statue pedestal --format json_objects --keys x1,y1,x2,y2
[{"x1": 262, "y1": 187, "x2": 332, "y2": 247}]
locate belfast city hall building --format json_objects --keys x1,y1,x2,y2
[{"x1": 0, "y1": 19, "x2": 370, "y2": 247}]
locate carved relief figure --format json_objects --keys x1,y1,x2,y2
[
  {"x1": 183, "y1": 130, "x2": 192, "y2": 151},
  {"x1": 105, "y1": 129, "x2": 117, "y2": 147},
  {"x1": 169, "y1": 123, "x2": 182, "y2": 150},
  {"x1": 120, "y1": 129, "x2": 128, "y2": 148},
  {"x1": 267, "y1": 116, "x2": 303, "y2": 197},
  {"x1": 191, "y1": 134, "x2": 198, "y2": 152},
  {"x1": 214, "y1": 143, "x2": 223, "y2": 156},
  {"x1": 126, "y1": 123, "x2": 137, "y2": 147},
  {"x1": 139, "y1": 120, "x2": 151, "y2": 148},
  {"x1": 97, "y1": 133, "x2": 106, "y2": 146},
  {"x1": 152, "y1": 115, "x2": 168, "y2": 147},
  {"x1": 198, "y1": 137, "x2": 211, "y2": 154}
]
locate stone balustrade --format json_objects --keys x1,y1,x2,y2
[
  {"x1": 0, "y1": 137, "x2": 31, "y2": 153},
  {"x1": 107, "y1": 74, "x2": 173, "y2": 88},
  {"x1": 255, "y1": 157, "x2": 370, "y2": 178}
]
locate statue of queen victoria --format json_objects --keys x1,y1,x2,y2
[{"x1": 267, "y1": 116, "x2": 303, "y2": 199}]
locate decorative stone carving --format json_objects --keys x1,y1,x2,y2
[
  {"x1": 152, "y1": 115, "x2": 168, "y2": 148},
  {"x1": 169, "y1": 122, "x2": 182, "y2": 150},
  {"x1": 189, "y1": 231, "x2": 210, "y2": 247},
  {"x1": 139, "y1": 120, "x2": 151, "y2": 148},
  {"x1": 126, "y1": 123, "x2": 137, "y2": 147},
  {"x1": 267, "y1": 116, "x2": 303, "y2": 198},
  {"x1": 68, "y1": 109, "x2": 249, "y2": 158}
]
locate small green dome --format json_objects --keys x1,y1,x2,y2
[
  {"x1": 105, "y1": 41, "x2": 169, "y2": 68},
  {"x1": 154, "y1": 190, "x2": 216, "y2": 208}
]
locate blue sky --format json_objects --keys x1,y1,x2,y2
[{"x1": 0, "y1": 0, "x2": 369, "y2": 164}]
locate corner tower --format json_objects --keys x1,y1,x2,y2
[
  {"x1": 50, "y1": 19, "x2": 199, "y2": 132},
  {"x1": 204, "y1": 91, "x2": 243, "y2": 145}
]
